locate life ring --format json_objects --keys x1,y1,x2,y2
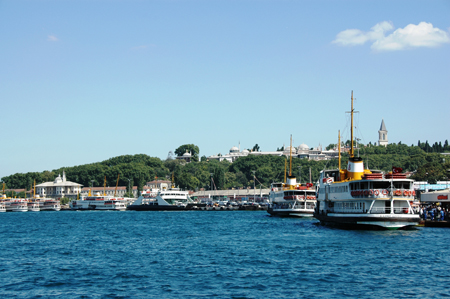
[
  {"x1": 412, "y1": 190, "x2": 416, "y2": 196},
  {"x1": 369, "y1": 189, "x2": 374, "y2": 196},
  {"x1": 374, "y1": 189, "x2": 380, "y2": 196},
  {"x1": 382, "y1": 189, "x2": 388, "y2": 196},
  {"x1": 403, "y1": 190, "x2": 408, "y2": 196},
  {"x1": 364, "y1": 190, "x2": 369, "y2": 196},
  {"x1": 395, "y1": 190, "x2": 402, "y2": 196}
]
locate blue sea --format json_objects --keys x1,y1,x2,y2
[{"x1": 1, "y1": 211, "x2": 449, "y2": 298}]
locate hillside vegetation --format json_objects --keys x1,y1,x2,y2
[{"x1": 3, "y1": 142, "x2": 450, "y2": 194}]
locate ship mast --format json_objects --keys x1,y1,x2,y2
[
  {"x1": 338, "y1": 130, "x2": 341, "y2": 171},
  {"x1": 103, "y1": 176, "x2": 107, "y2": 196},
  {"x1": 289, "y1": 135, "x2": 292, "y2": 176},
  {"x1": 350, "y1": 91, "x2": 354, "y2": 158}
]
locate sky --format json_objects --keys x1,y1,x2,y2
[{"x1": 1, "y1": 0, "x2": 449, "y2": 179}]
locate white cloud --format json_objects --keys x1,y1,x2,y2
[
  {"x1": 332, "y1": 21, "x2": 393, "y2": 46},
  {"x1": 47, "y1": 35, "x2": 58, "y2": 42},
  {"x1": 332, "y1": 21, "x2": 449, "y2": 51},
  {"x1": 372, "y1": 22, "x2": 450, "y2": 51}
]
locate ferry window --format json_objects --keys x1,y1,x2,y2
[{"x1": 373, "y1": 182, "x2": 390, "y2": 189}]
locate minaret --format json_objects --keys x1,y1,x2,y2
[{"x1": 378, "y1": 119, "x2": 388, "y2": 147}]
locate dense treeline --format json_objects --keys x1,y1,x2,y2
[{"x1": 2, "y1": 143, "x2": 449, "y2": 192}]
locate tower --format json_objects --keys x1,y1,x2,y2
[{"x1": 378, "y1": 119, "x2": 388, "y2": 147}]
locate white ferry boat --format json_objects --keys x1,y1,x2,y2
[
  {"x1": 5, "y1": 198, "x2": 28, "y2": 212},
  {"x1": 0, "y1": 197, "x2": 6, "y2": 212},
  {"x1": 128, "y1": 187, "x2": 204, "y2": 211},
  {"x1": 38, "y1": 197, "x2": 61, "y2": 211},
  {"x1": 70, "y1": 195, "x2": 130, "y2": 211},
  {"x1": 27, "y1": 200, "x2": 40, "y2": 212},
  {"x1": 267, "y1": 180, "x2": 316, "y2": 217},
  {"x1": 314, "y1": 92, "x2": 420, "y2": 230},
  {"x1": 267, "y1": 136, "x2": 316, "y2": 217}
]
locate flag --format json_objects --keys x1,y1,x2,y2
[{"x1": 392, "y1": 167, "x2": 403, "y2": 174}]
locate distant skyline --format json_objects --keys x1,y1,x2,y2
[{"x1": 1, "y1": 0, "x2": 449, "y2": 178}]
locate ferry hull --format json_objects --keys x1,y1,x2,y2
[
  {"x1": 268, "y1": 208, "x2": 314, "y2": 218},
  {"x1": 314, "y1": 212, "x2": 420, "y2": 230},
  {"x1": 127, "y1": 203, "x2": 206, "y2": 211}
]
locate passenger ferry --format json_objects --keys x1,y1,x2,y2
[
  {"x1": 70, "y1": 195, "x2": 130, "y2": 211},
  {"x1": 314, "y1": 92, "x2": 420, "y2": 230},
  {"x1": 267, "y1": 138, "x2": 316, "y2": 217},
  {"x1": 128, "y1": 187, "x2": 204, "y2": 211},
  {"x1": 27, "y1": 199, "x2": 40, "y2": 212},
  {"x1": 267, "y1": 179, "x2": 316, "y2": 217},
  {"x1": 39, "y1": 198, "x2": 61, "y2": 211},
  {"x1": 5, "y1": 198, "x2": 28, "y2": 212}
]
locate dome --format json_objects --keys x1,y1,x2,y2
[
  {"x1": 183, "y1": 152, "x2": 191, "y2": 157},
  {"x1": 54, "y1": 174, "x2": 63, "y2": 183},
  {"x1": 284, "y1": 146, "x2": 296, "y2": 153},
  {"x1": 298, "y1": 143, "x2": 309, "y2": 151},
  {"x1": 242, "y1": 149, "x2": 249, "y2": 154},
  {"x1": 230, "y1": 146, "x2": 239, "y2": 153}
]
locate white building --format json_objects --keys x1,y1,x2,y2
[
  {"x1": 80, "y1": 186, "x2": 138, "y2": 198},
  {"x1": 207, "y1": 143, "x2": 338, "y2": 162},
  {"x1": 35, "y1": 172, "x2": 83, "y2": 199}
]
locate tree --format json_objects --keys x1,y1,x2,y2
[
  {"x1": 175, "y1": 144, "x2": 200, "y2": 162},
  {"x1": 252, "y1": 144, "x2": 260, "y2": 152},
  {"x1": 326, "y1": 144, "x2": 336, "y2": 150}
]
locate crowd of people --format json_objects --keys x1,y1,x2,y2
[{"x1": 420, "y1": 205, "x2": 449, "y2": 221}]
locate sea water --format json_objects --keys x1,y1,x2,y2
[{"x1": 0, "y1": 211, "x2": 449, "y2": 298}]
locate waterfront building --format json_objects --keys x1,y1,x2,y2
[
  {"x1": 35, "y1": 172, "x2": 83, "y2": 199},
  {"x1": 80, "y1": 186, "x2": 138, "y2": 198},
  {"x1": 144, "y1": 180, "x2": 171, "y2": 191}
]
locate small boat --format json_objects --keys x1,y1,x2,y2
[
  {"x1": 128, "y1": 187, "x2": 204, "y2": 211},
  {"x1": 314, "y1": 92, "x2": 420, "y2": 230}
]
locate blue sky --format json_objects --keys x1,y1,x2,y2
[{"x1": 1, "y1": 0, "x2": 449, "y2": 179}]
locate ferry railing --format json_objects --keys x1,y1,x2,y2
[
  {"x1": 327, "y1": 207, "x2": 413, "y2": 214},
  {"x1": 369, "y1": 207, "x2": 411, "y2": 214}
]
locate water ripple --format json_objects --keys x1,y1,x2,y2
[{"x1": 0, "y1": 211, "x2": 449, "y2": 298}]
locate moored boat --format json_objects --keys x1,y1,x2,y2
[
  {"x1": 27, "y1": 200, "x2": 40, "y2": 212},
  {"x1": 5, "y1": 198, "x2": 28, "y2": 212},
  {"x1": 128, "y1": 187, "x2": 205, "y2": 211},
  {"x1": 268, "y1": 181, "x2": 316, "y2": 217},
  {"x1": 70, "y1": 195, "x2": 130, "y2": 211},
  {"x1": 314, "y1": 92, "x2": 420, "y2": 230},
  {"x1": 268, "y1": 136, "x2": 317, "y2": 217},
  {"x1": 39, "y1": 197, "x2": 61, "y2": 211}
]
